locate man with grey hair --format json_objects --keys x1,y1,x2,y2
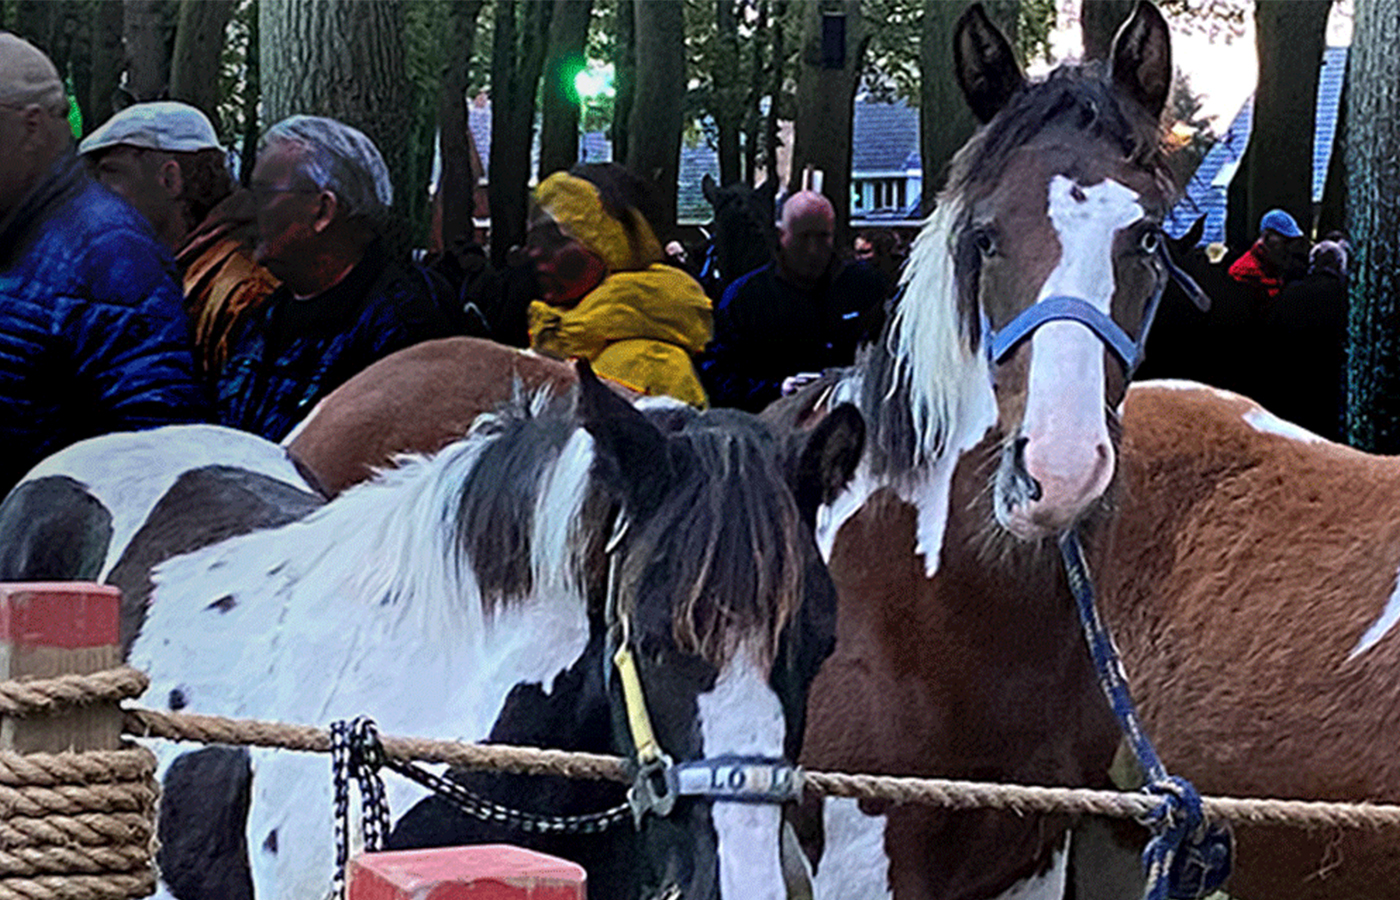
[
  {"x1": 0, "y1": 32, "x2": 208, "y2": 497},
  {"x1": 217, "y1": 114, "x2": 456, "y2": 441},
  {"x1": 78, "y1": 100, "x2": 279, "y2": 377}
]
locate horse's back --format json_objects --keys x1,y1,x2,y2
[
  {"x1": 0, "y1": 424, "x2": 311, "y2": 584},
  {"x1": 286, "y1": 337, "x2": 578, "y2": 496}
]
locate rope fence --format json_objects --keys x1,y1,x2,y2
[{"x1": 10, "y1": 665, "x2": 1400, "y2": 900}]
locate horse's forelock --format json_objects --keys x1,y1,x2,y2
[
  {"x1": 948, "y1": 61, "x2": 1172, "y2": 201},
  {"x1": 619, "y1": 423, "x2": 804, "y2": 671}
]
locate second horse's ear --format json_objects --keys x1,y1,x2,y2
[
  {"x1": 954, "y1": 3, "x2": 1025, "y2": 124},
  {"x1": 576, "y1": 360, "x2": 672, "y2": 517},
  {"x1": 788, "y1": 404, "x2": 865, "y2": 527},
  {"x1": 702, "y1": 173, "x2": 719, "y2": 205}
]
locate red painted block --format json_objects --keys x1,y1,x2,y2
[
  {"x1": 0, "y1": 583, "x2": 120, "y2": 649},
  {"x1": 347, "y1": 845, "x2": 587, "y2": 900}
]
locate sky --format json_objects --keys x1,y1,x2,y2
[{"x1": 1043, "y1": 0, "x2": 1353, "y2": 136}]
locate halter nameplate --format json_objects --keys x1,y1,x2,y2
[{"x1": 669, "y1": 755, "x2": 803, "y2": 804}]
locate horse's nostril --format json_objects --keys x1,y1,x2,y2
[{"x1": 1012, "y1": 438, "x2": 1043, "y2": 501}]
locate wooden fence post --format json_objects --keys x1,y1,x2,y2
[{"x1": 0, "y1": 581, "x2": 123, "y2": 753}]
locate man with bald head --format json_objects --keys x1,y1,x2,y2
[
  {"x1": 699, "y1": 189, "x2": 885, "y2": 411},
  {"x1": 0, "y1": 32, "x2": 208, "y2": 497}
]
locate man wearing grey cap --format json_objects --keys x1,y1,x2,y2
[
  {"x1": 0, "y1": 33, "x2": 209, "y2": 497},
  {"x1": 79, "y1": 101, "x2": 278, "y2": 376}
]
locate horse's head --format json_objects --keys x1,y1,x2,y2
[
  {"x1": 870, "y1": 1, "x2": 1177, "y2": 544},
  {"x1": 578, "y1": 364, "x2": 861, "y2": 900},
  {"x1": 701, "y1": 174, "x2": 778, "y2": 294}
]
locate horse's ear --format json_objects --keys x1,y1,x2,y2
[
  {"x1": 703, "y1": 173, "x2": 719, "y2": 206},
  {"x1": 789, "y1": 404, "x2": 865, "y2": 527},
  {"x1": 576, "y1": 360, "x2": 671, "y2": 515},
  {"x1": 954, "y1": 3, "x2": 1024, "y2": 124},
  {"x1": 1110, "y1": 1, "x2": 1172, "y2": 119}
]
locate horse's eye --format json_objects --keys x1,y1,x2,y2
[
  {"x1": 973, "y1": 227, "x2": 998, "y2": 258},
  {"x1": 1138, "y1": 227, "x2": 1161, "y2": 255}
]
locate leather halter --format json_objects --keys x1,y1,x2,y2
[
  {"x1": 602, "y1": 513, "x2": 803, "y2": 827},
  {"x1": 985, "y1": 239, "x2": 1208, "y2": 379}
]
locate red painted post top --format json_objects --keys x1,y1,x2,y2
[
  {"x1": 347, "y1": 845, "x2": 587, "y2": 900},
  {"x1": 0, "y1": 583, "x2": 120, "y2": 649}
]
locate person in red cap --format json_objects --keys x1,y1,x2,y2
[{"x1": 1227, "y1": 208, "x2": 1310, "y2": 306}]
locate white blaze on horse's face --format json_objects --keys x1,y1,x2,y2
[
  {"x1": 696, "y1": 640, "x2": 791, "y2": 900},
  {"x1": 1008, "y1": 175, "x2": 1144, "y2": 540}
]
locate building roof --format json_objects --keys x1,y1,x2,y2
[
  {"x1": 1165, "y1": 45, "x2": 1347, "y2": 245},
  {"x1": 851, "y1": 97, "x2": 920, "y2": 174}
]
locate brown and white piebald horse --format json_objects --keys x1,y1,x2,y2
[
  {"x1": 771, "y1": 3, "x2": 1194, "y2": 899},
  {"x1": 1086, "y1": 380, "x2": 1400, "y2": 900}
]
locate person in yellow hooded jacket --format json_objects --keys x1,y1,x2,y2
[{"x1": 526, "y1": 163, "x2": 712, "y2": 407}]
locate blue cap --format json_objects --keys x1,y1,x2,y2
[{"x1": 1259, "y1": 209, "x2": 1303, "y2": 239}]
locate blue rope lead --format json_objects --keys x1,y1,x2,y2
[{"x1": 1059, "y1": 532, "x2": 1232, "y2": 900}]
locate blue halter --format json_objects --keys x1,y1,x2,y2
[{"x1": 984, "y1": 241, "x2": 1207, "y2": 378}]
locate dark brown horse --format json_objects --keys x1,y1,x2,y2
[{"x1": 771, "y1": 4, "x2": 1184, "y2": 898}]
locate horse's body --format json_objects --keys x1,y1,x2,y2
[
  {"x1": 1088, "y1": 380, "x2": 1400, "y2": 900},
  {"x1": 284, "y1": 337, "x2": 580, "y2": 496},
  {"x1": 772, "y1": 5, "x2": 1188, "y2": 899},
  {"x1": 6, "y1": 370, "x2": 863, "y2": 900}
]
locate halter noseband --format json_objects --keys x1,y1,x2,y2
[
  {"x1": 984, "y1": 239, "x2": 1207, "y2": 379},
  {"x1": 602, "y1": 513, "x2": 803, "y2": 827}
]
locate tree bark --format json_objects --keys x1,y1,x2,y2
[
  {"x1": 1226, "y1": 0, "x2": 1330, "y2": 249},
  {"x1": 437, "y1": 0, "x2": 486, "y2": 251},
  {"x1": 1344, "y1": 0, "x2": 1400, "y2": 452},
  {"x1": 741, "y1": 0, "x2": 769, "y2": 186},
  {"x1": 1080, "y1": 0, "x2": 1137, "y2": 60},
  {"x1": 919, "y1": 0, "x2": 1017, "y2": 211},
  {"x1": 712, "y1": 0, "x2": 743, "y2": 186},
  {"x1": 626, "y1": 0, "x2": 685, "y2": 233},
  {"x1": 539, "y1": 0, "x2": 593, "y2": 181},
  {"x1": 170, "y1": 0, "x2": 233, "y2": 130},
  {"x1": 489, "y1": 0, "x2": 552, "y2": 267},
  {"x1": 763, "y1": 0, "x2": 789, "y2": 189},
  {"x1": 239, "y1": 0, "x2": 261, "y2": 183},
  {"x1": 260, "y1": 0, "x2": 410, "y2": 255},
  {"x1": 612, "y1": 0, "x2": 636, "y2": 167},
  {"x1": 123, "y1": 0, "x2": 175, "y2": 101},
  {"x1": 791, "y1": 0, "x2": 869, "y2": 249},
  {"x1": 89, "y1": 0, "x2": 126, "y2": 129}
]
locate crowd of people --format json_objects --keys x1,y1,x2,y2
[{"x1": 0, "y1": 32, "x2": 891, "y2": 498}]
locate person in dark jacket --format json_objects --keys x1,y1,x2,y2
[
  {"x1": 699, "y1": 190, "x2": 886, "y2": 412},
  {"x1": 78, "y1": 101, "x2": 280, "y2": 379},
  {"x1": 0, "y1": 32, "x2": 209, "y2": 497},
  {"x1": 218, "y1": 115, "x2": 456, "y2": 442}
]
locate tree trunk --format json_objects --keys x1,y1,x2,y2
[
  {"x1": 1226, "y1": 0, "x2": 1330, "y2": 250},
  {"x1": 89, "y1": 0, "x2": 125, "y2": 128},
  {"x1": 919, "y1": 0, "x2": 1017, "y2": 211},
  {"x1": 437, "y1": 0, "x2": 486, "y2": 251},
  {"x1": 764, "y1": 0, "x2": 787, "y2": 189},
  {"x1": 626, "y1": 0, "x2": 685, "y2": 233},
  {"x1": 1080, "y1": 0, "x2": 1136, "y2": 60},
  {"x1": 260, "y1": 0, "x2": 410, "y2": 256},
  {"x1": 612, "y1": 0, "x2": 635, "y2": 166},
  {"x1": 489, "y1": 0, "x2": 551, "y2": 267},
  {"x1": 791, "y1": 0, "x2": 869, "y2": 249},
  {"x1": 539, "y1": 0, "x2": 593, "y2": 180},
  {"x1": 13, "y1": 2, "x2": 56, "y2": 55},
  {"x1": 170, "y1": 0, "x2": 233, "y2": 130},
  {"x1": 239, "y1": 0, "x2": 261, "y2": 183},
  {"x1": 712, "y1": 0, "x2": 743, "y2": 187},
  {"x1": 124, "y1": 0, "x2": 174, "y2": 101},
  {"x1": 741, "y1": 0, "x2": 769, "y2": 186},
  {"x1": 1344, "y1": 0, "x2": 1400, "y2": 452}
]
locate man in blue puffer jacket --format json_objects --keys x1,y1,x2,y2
[{"x1": 0, "y1": 33, "x2": 210, "y2": 496}]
